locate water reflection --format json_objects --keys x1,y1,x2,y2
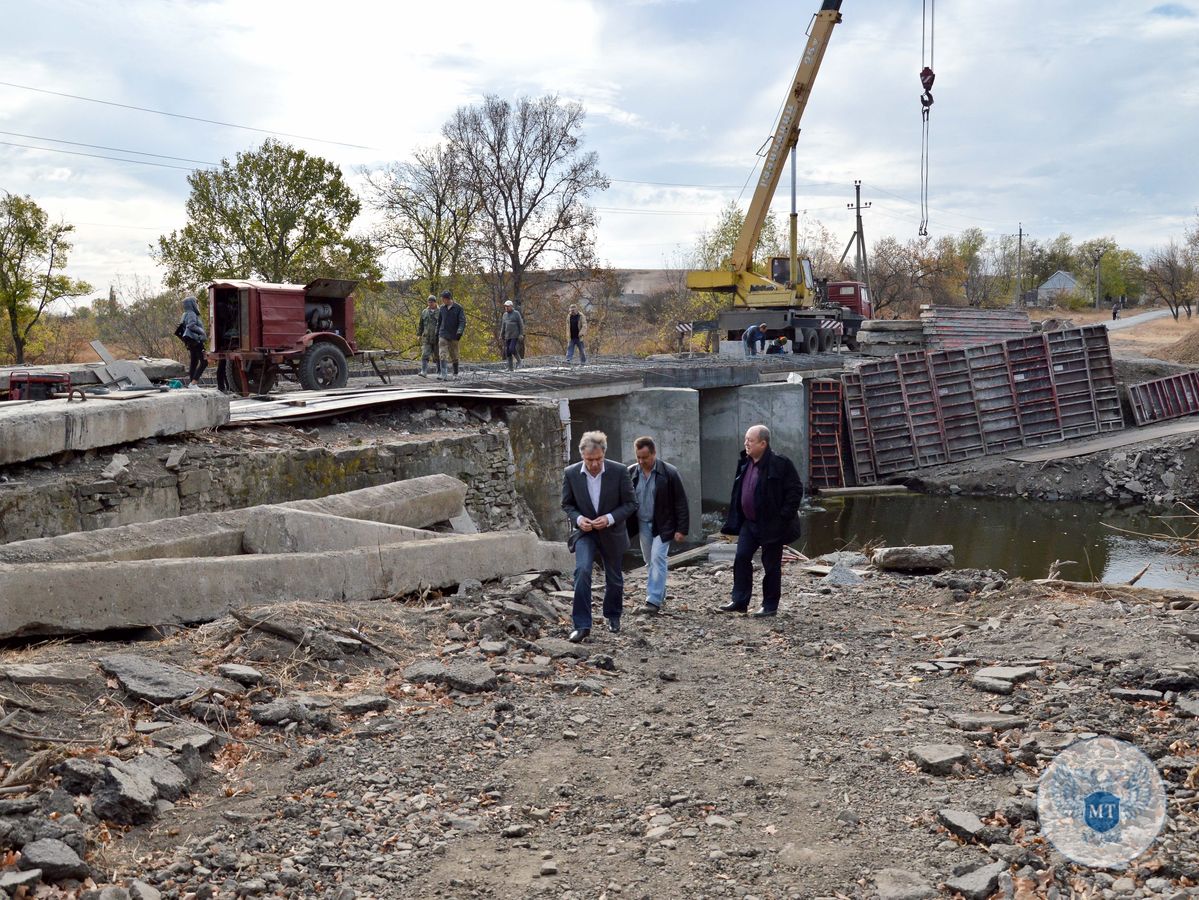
[{"x1": 798, "y1": 494, "x2": 1197, "y2": 590}]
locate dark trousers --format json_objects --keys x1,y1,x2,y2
[
  {"x1": 572, "y1": 533, "x2": 624, "y2": 630},
  {"x1": 187, "y1": 342, "x2": 207, "y2": 383},
  {"x1": 731, "y1": 519, "x2": 784, "y2": 612},
  {"x1": 216, "y1": 359, "x2": 229, "y2": 392},
  {"x1": 504, "y1": 338, "x2": 520, "y2": 369}
]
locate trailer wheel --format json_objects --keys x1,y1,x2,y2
[
  {"x1": 799, "y1": 328, "x2": 819, "y2": 354},
  {"x1": 299, "y1": 342, "x2": 348, "y2": 390}
]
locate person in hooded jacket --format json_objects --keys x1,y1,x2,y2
[{"x1": 179, "y1": 296, "x2": 208, "y2": 387}]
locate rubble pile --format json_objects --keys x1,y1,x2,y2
[{"x1": 1, "y1": 556, "x2": 1197, "y2": 898}]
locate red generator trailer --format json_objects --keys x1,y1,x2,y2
[{"x1": 207, "y1": 279, "x2": 358, "y2": 394}]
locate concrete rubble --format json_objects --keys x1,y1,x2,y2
[{"x1": 0, "y1": 474, "x2": 571, "y2": 639}]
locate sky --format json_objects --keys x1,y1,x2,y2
[{"x1": 3, "y1": 0, "x2": 1198, "y2": 301}]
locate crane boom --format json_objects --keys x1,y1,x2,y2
[{"x1": 731, "y1": 0, "x2": 843, "y2": 274}]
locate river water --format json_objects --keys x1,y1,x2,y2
[{"x1": 798, "y1": 494, "x2": 1197, "y2": 591}]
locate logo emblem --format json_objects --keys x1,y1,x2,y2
[{"x1": 1038, "y1": 737, "x2": 1166, "y2": 867}]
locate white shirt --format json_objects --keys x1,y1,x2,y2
[{"x1": 579, "y1": 467, "x2": 615, "y2": 527}]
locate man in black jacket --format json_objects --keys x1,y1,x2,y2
[
  {"x1": 626, "y1": 436, "x2": 689, "y2": 615},
  {"x1": 561, "y1": 431, "x2": 638, "y2": 642},
  {"x1": 437, "y1": 289, "x2": 467, "y2": 379},
  {"x1": 718, "y1": 424, "x2": 804, "y2": 617}
]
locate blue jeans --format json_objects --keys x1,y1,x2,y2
[
  {"x1": 638, "y1": 521, "x2": 671, "y2": 608},
  {"x1": 730, "y1": 519, "x2": 783, "y2": 612},
  {"x1": 743, "y1": 340, "x2": 759, "y2": 358},
  {"x1": 572, "y1": 533, "x2": 624, "y2": 630},
  {"x1": 567, "y1": 339, "x2": 586, "y2": 364}
]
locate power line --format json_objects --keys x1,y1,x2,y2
[
  {"x1": 0, "y1": 80, "x2": 373, "y2": 150},
  {"x1": 0, "y1": 130, "x2": 217, "y2": 166},
  {"x1": 0, "y1": 140, "x2": 196, "y2": 171}
]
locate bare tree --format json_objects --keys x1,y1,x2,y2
[
  {"x1": 443, "y1": 94, "x2": 609, "y2": 312},
  {"x1": 1144, "y1": 240, "x2": 1195, "y2": 320},
  {"x1": 93, "y1": 277, "x2": 189, "y2": 360},
  {"x1": 363, "y1": 144, "x2": 478, "y2": 292}
]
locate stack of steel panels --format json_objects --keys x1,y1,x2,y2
[
  {"x1": 1126, "y1": 370, "x2": 1199, "y2": 426},
  {"x1": 920, "y1": 306, "x2": 1034, "y2": 350},
  {"x1": 841, "y1": 325, "x2": 1126, "y2": 483}
]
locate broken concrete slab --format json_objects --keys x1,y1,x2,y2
[
  {"x1": 871, "y1": 545, "x2": 955, "y2": 572},
  {"x1": 947, "y1": 711, "x2": 1027, "y2": 731},
  {"x1": 1, "y1": 532, "x2": 572, "y2": 638},
  {"x1": 0, "y1": 390, "x2": 229, "y2": 467},
  {"x1": 98, "y1": 655, "x2": 241, "y2": 704},
  {"x1": 0, "y1": 358, "x2": 185, "y2": 392},
  {"x1": 0, "y1": 474, "x2": 469, "y2": 565},
  {"x1": 0, "y1": 662, "x2": 93, "y2": 685},
  {"x1": 909, "y1": 744, "x2": 969, "y2": 775},
  {"x1": 241, "y1": 506, "x2": 440, "y2": 554},
  {"x1": 975, "y1": 665, "x2": 1039, "y2": 683}
]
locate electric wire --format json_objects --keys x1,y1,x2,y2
[
  {"x1": 0, "y1": 130, "x2": 217, "y2": 166},
  {"x1": 0, "y1": 140, "x2": 197, "y2": 171},
  {"x1": 0, "y1": 80, "x2": 373, "y2": 149}
]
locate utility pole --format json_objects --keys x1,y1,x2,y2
[
  {"x1": 1015, "y1": 223, "x2": 1023, "y2": 307},
  {"x1": 839, "y1": 180, "x2": 873, "y2": 298},
  {"x1": 1091, "y1": 247, "x2": 1106, "y2": 309}
]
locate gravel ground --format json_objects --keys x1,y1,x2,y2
[{"x1": 3, "y1": 557, "x2": 1199, "y2": 899}]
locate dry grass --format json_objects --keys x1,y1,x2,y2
[{"x1": 1108, "y1": 312, "x2": 1199, "y2": 357}]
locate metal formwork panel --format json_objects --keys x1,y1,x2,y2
[
  {"x1": 1047, "y1": 328, "x2": 1101, "y2": 438},
  {"x1": 929, "y1": 348, "x2": 986, "y2": 460},
  {"x1": 860, "y1": 357, "x2": 917, "y2": 475},
  {"x1": 1127, "y1": 371, "x2": 1199, "y2": 426},
  {"x1": 897, "y1": 351, "x2": 949, "y2": 466},
  {"x1": 1005, "y1": 334, "x2": 1064, "y2": 446},
  {"x1": 1081, "y1": 325, "x2": 1124, "y2": 433},
  {"x1": 964, "y1": 343, "x2": 1023, "y2": 452},
  {"x1": 841, "y1": 371, "x2": 877, "y2": 485},
  {"x1": 808, "y1": 379, "x2": 845, "y2": 489}
]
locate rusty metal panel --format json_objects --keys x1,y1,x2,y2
[
  {"x1": 964, "y1": 343, "x2": 1023, "y2": 452},
  {"x1": 841, "y1": 371, "x2": 877, "y2": 485},
  {"x1": 1081, "y1": 325, "x2": 1124, "y2": 432},
  {"x1": 860, "y1": 358, "x2": 917, "y2": 475},
  {"x1": 259, "y1": 289, "x2": 307, "y2": 350},
  {"x1": 1127, "y1": 371, "x2": 1199, "y2": 426},
  {"x1": 1005, "y1": 334, "x2": 1064, "y2": 446},
  {"x1": 929, "y1": 348, "x2": 985, "y2": 460},
  {"x1": 808, "y1": 379, "x2": 845, "y2": 489},
  {"x1": 897, "y1": 351, "x2": 948, "y2": 467},
  {"x1": 1046, "y1": 328, "x2": 1101, "y2": 438}
]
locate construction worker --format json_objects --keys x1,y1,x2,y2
[
  {"x1": 417, "y1": 295, "x2": 440, "y2": 376},
  {"x1": 438, "y1": 289, "x2": 466, "y2": 379},
  {"x1": 742, "y1": 322, "x2": 769, "y2": 358}
]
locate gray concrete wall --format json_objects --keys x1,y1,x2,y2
[
  {"x1": 699, "y1": 381, "x2": 808, "y2": 507},
  {"x1": 505, "y1": 402, "x2": 568, "y2": 540},
  {"x1": 614, "y1": 388, "x2": 703, "y2": 539}
]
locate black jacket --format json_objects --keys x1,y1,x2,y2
[
  {"x1": 561, "y1": 459, "x2": 637, "y2": 555},
  {"x1": 438, "y1": 302, "x2": 466, "y2": 340},
  {"x1": 721, "y1": 447, "x2": 803, "y2": 545},
  {"x1": 626, "y1": 459, "x2": 690, "y2": 542}
]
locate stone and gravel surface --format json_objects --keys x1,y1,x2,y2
[{"x1": 2, "y1": 556, "x2": 1199, "y2": 899}]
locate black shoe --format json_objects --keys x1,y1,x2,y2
[
  {"x1": 716, "y1": 602, "x2": 749, "y2": 613},
  {"x1": 752, "y1": 608, "x2": 778, "y2": 618},
  {"x1": 634, "y1": 604, "x2": 661, "y2": 616},
  {"x1": 568, "y1": 628, "x2": 591, "y2": 643},
  {"x1": 607, "y1": 619, "x2": 621, "y2": 633}
]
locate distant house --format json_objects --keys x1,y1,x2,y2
[{"x1": 1036, "y1": 270, "x2": 1079, "y2": 305}]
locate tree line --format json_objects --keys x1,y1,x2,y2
[{"x1": 3, "y1": 91, "x2": 1198, "y2": 366}]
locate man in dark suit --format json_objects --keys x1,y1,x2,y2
[
  {"x1": 718, "y1": 424, "x2": 804, "y2": 617},
  {"x1": 561, "y1": 430, "x2": 638, "y2": 642}
]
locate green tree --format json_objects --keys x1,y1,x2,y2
[
  {"x1": 443, "y1": 94, "x2": 608, "y2": 312},
  {"x1": 696, "y1": 200, "x2": 787, "y2": 272},
  {"x1": 0, "y1": 192, "x2": 91, "y2": 364},
  {"x1": 155, "y1": 138, "x2": 377, "y2": 290}
]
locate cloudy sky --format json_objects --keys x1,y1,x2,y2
[{"x1": 3, "y1": 0, "x2": 1198, "y2": 299}]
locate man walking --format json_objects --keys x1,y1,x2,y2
[
  {"x1": 500, "y1": 300, "x2": 525, "y2": 371},
  {"x1": 742, "y1": 322, "x2": 769, "y2": 358},
  {"x1": 718, "y1": 425, "x2": 803, "y2": 617},
  {"x1": 418, "y1": 295, "x2": 440, "y2": 376},
  {"x1": 437, "y1": 289, "x2": 466, "y2": 379},
  {"x1": 561, "y1": 431, "x2": 637, "y2": 642},
  {"x1": 566, "y1": 304, "x2": 587, "y2": 365},
  {"x1": 627, "y1": 436, "x2": 689, "y2": 615}
]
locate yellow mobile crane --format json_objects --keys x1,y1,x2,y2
[{"x1": 686, "y1": 0, "x2": 872, "y2": 353}]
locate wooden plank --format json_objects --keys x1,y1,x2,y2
[
  {"x1": 1005, "y1": 418, "x2": 1199, "y2": 462},
  {"x1": 817, "y1": 485, "x2": 911, "y2": 497}
]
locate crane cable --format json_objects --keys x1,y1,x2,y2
[{"x1": 919, "y1": 0, "x2": 935, "y2": 237}]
